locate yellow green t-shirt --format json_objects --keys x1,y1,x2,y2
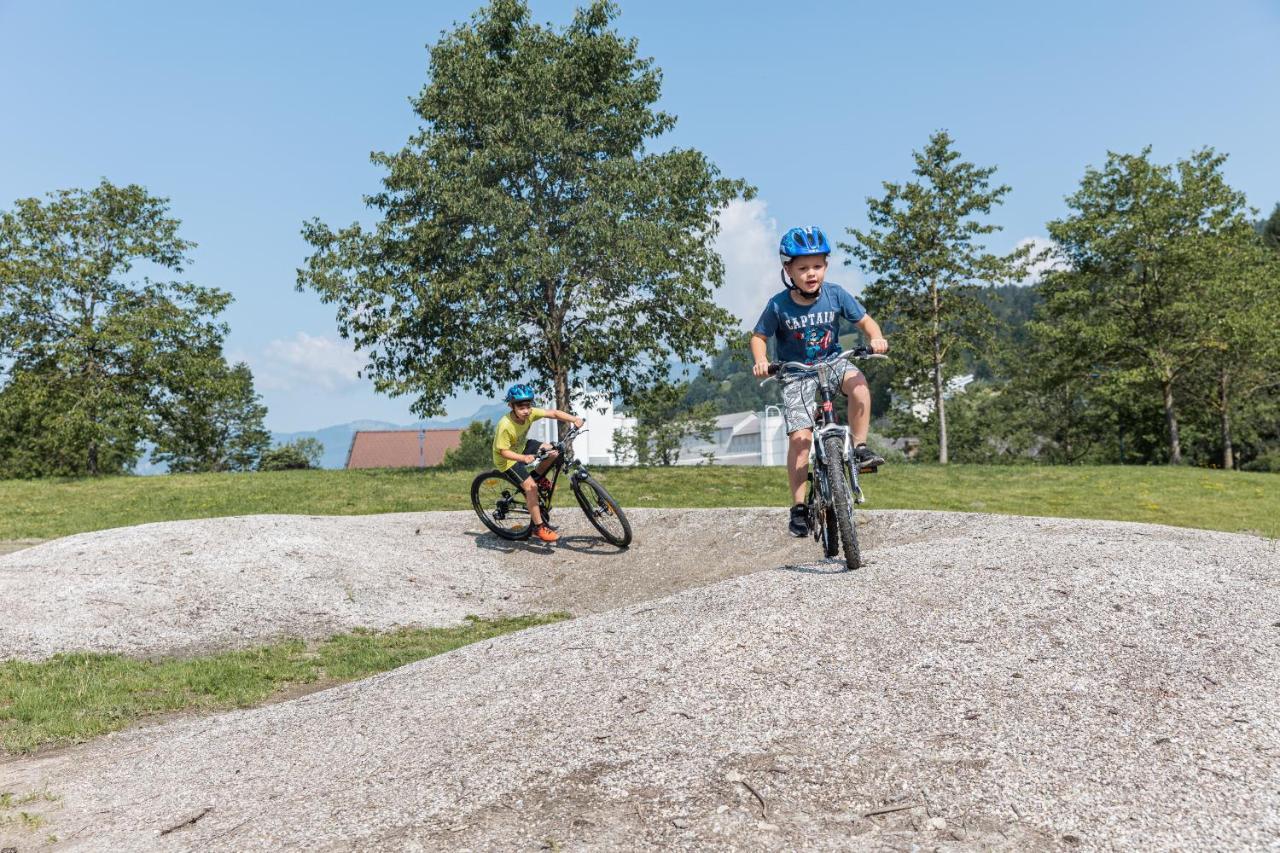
[{"x1": 492, "y1": 408, "x2": 547, "y2": 471}]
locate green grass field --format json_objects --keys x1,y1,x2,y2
[
  {"x1": 0, "y1": 615, "x2": 567, "y2": 753},
  {"x1": 1, "y1": 464, "x2": 1276, "y2": 541}
]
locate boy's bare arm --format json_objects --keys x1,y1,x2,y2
[
  {"x1": 855, "y1": 316, "x2": 889, "y2": 353},
  {"x1": 750, "y1": 333, "x2": 771, "y2": 377},
  {"x1": 545, "y1": 409, "x2": 585, "y2": 427}
]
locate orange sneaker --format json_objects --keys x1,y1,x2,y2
[{"x1": 532, "y1": 524, "x2": 559, "y2": 543}]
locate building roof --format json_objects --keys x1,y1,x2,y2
[{"x1": 345, "y1": 429, "x2": 464, "y2": 469}]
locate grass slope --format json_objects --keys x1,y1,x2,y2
[
  {"x1": 0, "y1": 614, "x2": 567, "y2": 754},
  {"x1": 1, "y1": 464, "x2": 1275, "y2": 541}
]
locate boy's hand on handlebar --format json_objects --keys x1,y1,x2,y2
[
  {"x1": 571, "y1": 416, "x2": 584, "y2": 428},
  {"x1": 870, "y1": 337, "x2": 889, "y2": 354},
  {"x1": 752, "y1": 360, "x2": 772, "y2": 378},
  {"x1": 523, "y1": 453, "x2": 538, "y2": 464}
]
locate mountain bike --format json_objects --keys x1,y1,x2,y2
[
  {"x1": 763, "y1": 347, "x2": 887, "y2": 571},
  {"x1": 470, "y1": 423, "x2": 632, "y2": 548}
]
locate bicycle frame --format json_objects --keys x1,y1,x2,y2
[
  {"x1": 529, "y1": 425, "x2": 593, "y2": 515},
  {"x1": 772, "y1": 354, "x2": 862, "y2": 517}
]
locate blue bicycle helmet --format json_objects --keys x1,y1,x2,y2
[
  {"x1": 504, "y1": 383, "x2": 536, "y2": 403},
  {"x1": 779, "y1": 226, "x2": 832, "y2": 262}
]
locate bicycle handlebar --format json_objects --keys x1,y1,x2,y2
[
  {"x1": 531, "y1": 422, "x2": 587, "y2": 462},
  {"x1": 762, "y1": 347, "x2": 888, "y2": 382}
]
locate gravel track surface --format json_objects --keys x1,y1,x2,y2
[
  {"x1": 0, "y1": 509, "x2": 812, "y2": 661},
  {"x1": 1, "y1": 510, "x2": 1277, "y2": 851}
]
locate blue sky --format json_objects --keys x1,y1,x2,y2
[{"x1": 2, "y1": 0, "x2": 1277, "y2": 431}]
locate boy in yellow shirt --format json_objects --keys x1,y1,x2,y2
[{"x1": 492, "y1": 383, "x2": 584, "y2": 543}]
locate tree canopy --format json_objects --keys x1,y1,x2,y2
[
  {"x1": 1038, "y1": 147, "x2": 1255, "y2": 464},
  {"x1": 842, "y1": 131, "x2": 1030, "y2": 463},
  {"x1": 0, "y1": 180, "x2": 265, "y2": 477},
  {"x1": 298, "y1": 0, "x2": 751, "y2": 430}
]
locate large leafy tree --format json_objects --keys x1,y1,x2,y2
[
  {"x1": 1040, "y1": 147, "x2": 1254, "y2": 465},
  {"x1": 298, "y1": 1, "x2": 750, "y2": 430},
  {"x1": 0, "y1": 180, "x2": 234, "y2": 476},
  {"x1": 842, "y1": 131, "x2": 1031, "y2": 463}
]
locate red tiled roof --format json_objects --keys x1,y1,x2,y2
[{"x1": 345, "y1": 429, "x2": 464, "y2": 469}]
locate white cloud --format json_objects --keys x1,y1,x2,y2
[
  {"x1": 251, "y1": 332, "x2": 368, "y2": 393},
  {"x1": 1015, "y1": 236, "x2": 1068, "y2": 284},
  {"x1": 712, "y1": 199, "x2": 865, "y2": 330},
  {"x1": 712, "y1": 197, "x2": 779, "y2": 330}
]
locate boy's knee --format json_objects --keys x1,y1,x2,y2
[{"x1": 843, "y1": 372, "x2": 869, "y2": 393}]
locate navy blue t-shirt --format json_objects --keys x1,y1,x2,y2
[{"x1": 753, "y1": 284, "x2": 867, "y2": 363}]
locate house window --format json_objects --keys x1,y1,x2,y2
[{"x1": 727, "y1": 433, "x2": 758, "y2": 453}]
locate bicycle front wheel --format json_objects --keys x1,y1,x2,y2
[
  {"x1": 571, "y1": 474, "x2": 632, "y2": 548},
  {"x1": 471, "y1": 470, "x2": 533, "y2": 540},
  {"x1": 822, "y1": 435, "x2": 860, "y2": 570}
]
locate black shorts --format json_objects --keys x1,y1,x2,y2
[{"x1": 502, "y1": 439, "x2": 544, "y2": 487}]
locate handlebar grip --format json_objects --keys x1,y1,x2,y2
[{"x1": 767, "y1": 363, "x2": 780, "y2": 376}]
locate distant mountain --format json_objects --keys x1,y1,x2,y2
[{"x1": 270, "y1": 402, "x2": 510, "y2": 469}]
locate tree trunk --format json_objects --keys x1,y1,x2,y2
[
  {"x1": 931, "y1": 283, "x2": 948, "y2": 464},
  {"x1": 1219, "y1": 368, "x2": 1234, "y2": 470},
  {"x1": 1160, "y1": 376, "x2": 1182, "y2": 465},
  {"x1": 88, "y1": 440, "x2": 99, "y2": 476},
  {"x1": 543, "y1": 276, "x2": 570, "y2": 440},
  {"x1": 554, "y1": 369, "x2": 570, "y2": 439}
]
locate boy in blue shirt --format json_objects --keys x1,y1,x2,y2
[{"x1": 750, "y1": 226, "x2": 889, "y2": 537}]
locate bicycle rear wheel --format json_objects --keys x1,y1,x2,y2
[
  {"x1": 822, "y1": 435, "x2": 860, "y2": 570},
  {"x1": 571, "y1": 474, "x2": 632, "y2": 548},
  {"x1": 471, "y1": 470, "x2": 533, "y2": 540}
]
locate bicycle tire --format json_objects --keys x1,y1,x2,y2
[
  {"x1": 471, "y1": 469, "x2": 533, "y2": 540},
  {"x1": 571, "y1": 474, "x2": 632, "y2": 548},
  {"x1": 822, "y1": 434, "x2": 860, "y2": 570}
]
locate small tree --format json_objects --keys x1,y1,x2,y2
[
  {"x1": 442, "y1": 419, "x2": 495, "y2": 470},
  {"x1": 151, "y1": 360, "x2": 271, "y2": 472},
  {"x1": 1195, "y1": 235, "x2": 1280, "y2": 468},
  {"x1": 613, "y1": 380, "x2": 716, "y2": 466},
  {"x1": 842, "y1": 131, "x2": 1031, "y2": 464},
  {"x1": 298, "y1": 1, "x2": 750, "y2": 434}
]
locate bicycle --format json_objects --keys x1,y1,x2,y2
[
  {"x1": 763, "y1": 346, "x2": 888, "y2": 571},
  {"x1": 470, "y1": 423, "x2": 633, "y2": 548}
]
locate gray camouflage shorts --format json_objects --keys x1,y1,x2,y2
[{"x1": 780, "y1": 358, "x2": 860, "y2": 434}]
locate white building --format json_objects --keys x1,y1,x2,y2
[
  {"x1": 529, "y1": 398, "x2": 789, "y2": 466},
  {"x1": 904, "y1": 373, "x2": 976, "y2": 420}
]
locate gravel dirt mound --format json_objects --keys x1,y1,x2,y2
[
  {"x1": 0, "y1": 508, "x2": 814, "y2": 660},
  {"x1": 2, "y1": 513, "x2": 1276, "y2": 850}
]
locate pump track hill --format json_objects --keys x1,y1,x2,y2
[{"x1": 1, "y1": 508, "x2": 1276, "y2": 850}]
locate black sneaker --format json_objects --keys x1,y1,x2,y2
[
  {"x1": 788, "y1": 503, "x2": 810, "y2": 537},
  {"x1": 852, "y1": 444, "x2": 885, "y2": 469}
]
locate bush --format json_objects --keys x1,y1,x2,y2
[
  {"x1": 1241, "y1": 448, "x2": 1280, "y2": 472},
  {"x1": 441, "y1": 420, "x2": 495, "y2": 470},
  {"x1": 258, "y1": 438, "x2": 323, "y2": 471}
]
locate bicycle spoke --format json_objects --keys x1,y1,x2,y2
[{"x1": 471, "y1": 472, "x2": 535, "y2": 539}]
